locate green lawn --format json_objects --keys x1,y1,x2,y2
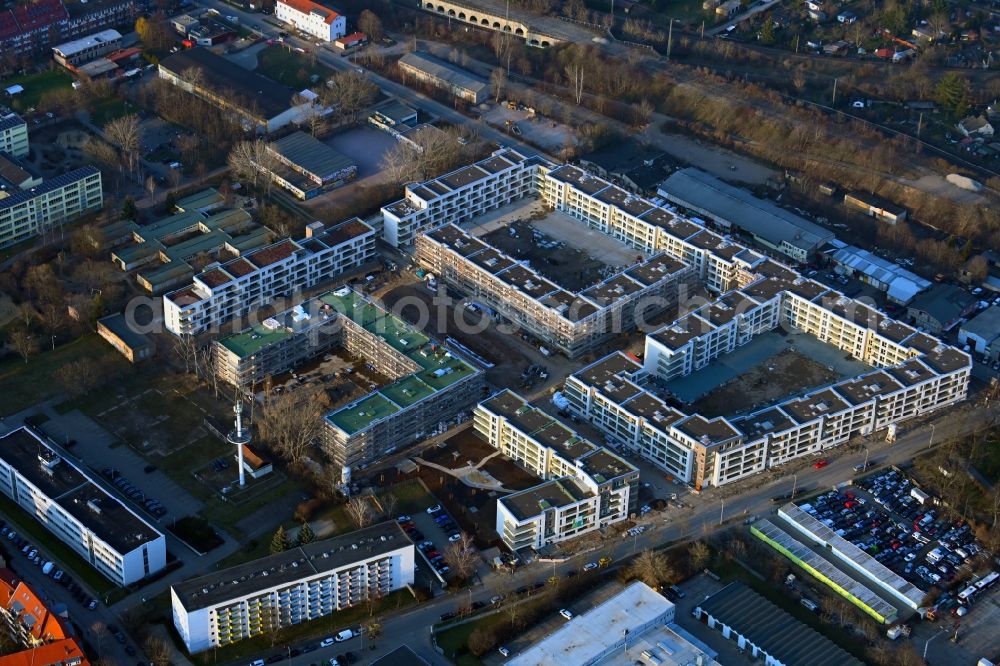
[
  {"x1": 186, "y1": 589, "x2": 418, "y2": 665},
  {"x1": 90, "y1": 97, "x2": 130, "y2": 126},
  {"x1": 254, "y1": 46, "x2": 333, "y2": 89},
  {"x1": 5, "y1": 69, "x2": 74, "y2": 111},
  {"x1": 0, "y1": 493, "x2": 117, "y2": 596},
  {"x1": 0, "y1": 334, "x2": 115, "y2": 416},
  {"x1": 435, "y1": 612, "x2": 509, "y2": 663},
  {"x1": 201, "y1": 477, "x2": 303, "y2": 539}
]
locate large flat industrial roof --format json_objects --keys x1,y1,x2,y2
[
  {"x1": 507, "y1": 582, "x2": 683, "y2": 666},
  {"x1": 658, "y1": 168, "x2": 834, "y2": 253},
  {"x1": 268, "y1": 131, "x2": 356, "y2": 180},
  {"x1": 696, "y1": 582, "x2": 865, "y2": 666},
  {"x1": 159, "y1": 48, "x2": 296, "y2": 119}
]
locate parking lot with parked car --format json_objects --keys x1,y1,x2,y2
[
  {"x1": 398, "y1": 504, "x2": 469, "y2": 580},
  {"x1": 800, "y1": 468, "x2": 994, "y2": 618}
]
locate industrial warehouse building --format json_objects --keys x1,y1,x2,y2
[
  {"x1": 0, "y1": 428, "x2": 167, "y2": 586},
  {"x1": 474, "y1": 390, "x2": 637, "y2": 551},
  {"x1": 259, "y1": 131, "x2": 357, "y2": 199},
  {"x1": 959, "y1": 305, "x2": 1000, "y2": 361},
  {"x1": 509, "y1": 582, "x2": 720, "y2": 666},
  {"x1": 213, "y1": 288, "x2": 484, "y2": 466},
  {"x1": 397, "y1": 51, "x2": 488, "y2": 103},
  {"x1": 163, "y1": 219, "x2": 375, "y2": 335},
  {"x1": 692, "y1": 582, "x2": 865, "y2": 666},
  {"x1": 158, "y1": 48, "x2": 323, "y2": 133},
  {"x1": 656, "y1": 167, "x2": 835, "y2": 263},
  {"x1": 171, "y1": 522, "x2": 414, "y2": 653}
]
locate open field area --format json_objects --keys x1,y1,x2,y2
[
  {"x1": 665, "y1": 330, "x2": 870, "y2": 412},
  {"x1": 690, "y1": 348, "x2": 840, "y2": 417},
  {"x1": 4, "y1": 69, "x2": 73, "y2": 111},
  {"x1": 254, "y1": 45, "x2": 333, "y2": 88},
  {"x1": 0, "y1": 334, "x2": 128, "y2": 417}
]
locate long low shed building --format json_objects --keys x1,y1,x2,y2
[
  {"x1": 693, "y1": 582, "x2": 865, "y2": 666},
  {"x1": 397, "y1": 51, "x2": 488, "y2": 103},
  {"x1": 779, "y1": 503, "x2": 927, "y2": 610},
  {"x1": 657, "y1": 167, "x2": 834, "y2": 263}
]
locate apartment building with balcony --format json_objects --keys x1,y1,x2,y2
[
  {"x1": 562, "y1": 265, "x2": 971, "y2": 489},
  {"x1": 415, "y1": 223, "x2": 694, "y2": 358},
  {"x1": 314, "y1": 290, "x2": 485, "y2": 468},
  {"x1": 0, "y1": 166, "x2": 103, "y2": 249},
  {"x1": 163, "y1": 219, "x2": 375, "y2": 335},
  {"x1": 474, "y1": 390, "x2": 637, "y2": 551},
  {"x1": 0, "y1": 573, "x2": 90, "y2": 666},
  {"x1": 381, "y1": 148, "x2": 539, "y2": 247},
  {"x1": 171, "y1": 522, "x2": 414, "y2": 653},
  {"x1": 0, "y1": 428, "x2": 166, "y2": 586}
]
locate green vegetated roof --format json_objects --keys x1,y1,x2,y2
[
  {"x1": 326, "y1": 392, "x2": 400, "y2": 435},
  {"x1": 218, "y1": 322, "x2": 293, "y2": 358}
]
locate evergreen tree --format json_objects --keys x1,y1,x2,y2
[
  {"x1": 121, "y1": 197, "x2": 137, "y2": 221},
  {"x1": 935, "y1": 73, "x2": 971, "y2": 120},
  {"x1": 297, "y1": 521, "x2": 315, "y2": 545},
  {"x1": 270, "y1": 526, "x2": 291, "y2": 554}
]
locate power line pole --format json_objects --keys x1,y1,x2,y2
[
  {"x1": 832, "y1": 77, "x2": 838, "y2": 105},
  {"x1": 667, "y1": 19, "x2": 674, "y2": 60}
]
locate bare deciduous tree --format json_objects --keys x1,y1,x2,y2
[
  {"x1": 565, "y1": 61, "x2": 586, "y2": 105},
  {"x1": 143, "y1": 636, "x2": 171, "y2": 666},
  {"x1": 688, "y1": 540, "x2": 711, "y2": 570},
  {"x1": 345, "y1": 496, "x2": 374, "y2": 529},
  {"x1": 491, "y1": 68, "x2": 507, "y2": 104},
  {"x1": 323, "y1": 71, "x2": 378, "y2": 125},
  {"x1": 626, "y1": 549, "x2": 676, "y2": 589},
  {"x1": 357, "y1": 9, "x2": 383, "y2": 42},
  {"x1": 227, "y1": 139, "x2": 275, "y2": 197},
  {"x1": 444, "y1": 533, "x2": 479, "y2": 581},
  {"x1": 256, "y1": 386, "x2": 326, "y2": 462},
  {"x1": 104, "y1": 114, "x2": 142, "y2": 179},
  {"x1": 378, "y1": 492, "x2": 398, "y2": 520},
  {"x1": 8, "y1": 327, "x2": 38, "y2": 364}
]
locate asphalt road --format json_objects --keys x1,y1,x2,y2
[
  {"x1": 198, "y1": 4, "x2": 549, "y2": 161},
  {"x1": 215, "y1": 402, "x2": 997, "y2": 666}
]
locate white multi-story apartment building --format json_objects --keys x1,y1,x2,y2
[
  {"x1": 474, "y1": 390, "x2": 638, "y2": 551},
  {"x1": 0, "y1": 114, "x2": 29, "y2": 159},
  {"x1": 0, "y1": 428, "x2": 166, "y2": 586},
  {"x1": 381, "y1": 148, "x2": 540, "y2": 248},
  {"x1": 0, "y1": 166, "x2": 103, "y2": 249},
  {"x1": 163, "y1": 219, "x2": 375, "y2": 335},
  {"x1": 415, "y1": 223, "x2": 694, "y2": 358},
  {"x1": 171, "y1": 522, "x2": 414, "y2": 653},
  {"x1": 275, "y1": 0, "x2": 346, "y2": 42},
  {"x1": 563, "y1": 262, "x2": 971, "y2": 489}
]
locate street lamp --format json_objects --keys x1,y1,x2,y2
[
  {"x1": 791, "y1": 474, "x2": 797, "y2": 498},
  {"x1": 928, "y1": 423, "x2": 937, "y2": 449},
  {"x1": 863, "y1": 447, "x2": 870, "y2": 471},
  {"x1": 718, "y1": 500, "x2": 725, "y2": 526}
]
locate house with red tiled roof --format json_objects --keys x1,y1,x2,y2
[
  {"x1": 275, "y1": 0, "x2": 345, "y2": 41},
  {"x1": 0, "y1": 571, "x2": 90, "y2": 666}
]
